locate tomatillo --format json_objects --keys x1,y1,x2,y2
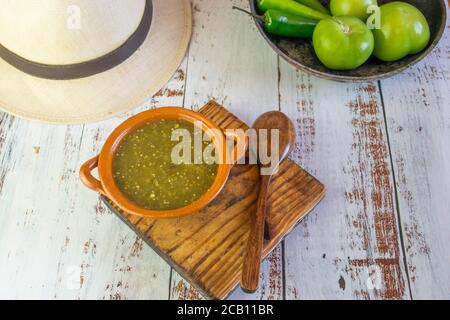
[
  {"x1": 330, "y1": 0, "x2": 378, "y2": 21},
  {"x1": 313, "y1": 16, "x2": 374, "y2": 70},
  {"x1": 372, "y1": 2, "x2": 430, "y2": 62}
]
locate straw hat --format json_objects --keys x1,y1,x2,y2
[{"x1": 0, "y1": 0, "x2": 192, "y2": 124}]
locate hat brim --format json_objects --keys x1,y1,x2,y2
[{"x1": 0, "y1": 0, "x2": 191, "y2": 124}]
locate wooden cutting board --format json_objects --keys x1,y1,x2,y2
[{"x1": 102, "y1": 100, "x2": 325, "y2": 299}]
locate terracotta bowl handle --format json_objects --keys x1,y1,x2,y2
[
  {"x1": 223, "y1": 129, "x2": 248, "y2": 165},
  {"x1": 79, "y1": 155, "x2": 106, "y2": 195}
]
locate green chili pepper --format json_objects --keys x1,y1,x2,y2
[
  {"x1": 233, "y1": 7, "x2": 317, "y2": 38},
  {"x1": 293, "y1": 0, "x2": 330, "y2": 15},
  {"x1": 257, "y1": 0, "x2": 330, "y2": 20}
]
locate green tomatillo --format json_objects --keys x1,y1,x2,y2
[
  {"x1": 313, "y1": 16, "x2": 374, "y2": 70},
  {"x1": 330, "y1": 0, "x2": 378, "y2": 21},
  {"x1": 372, "y1": 1, "x2": 430, "y2": 62}
]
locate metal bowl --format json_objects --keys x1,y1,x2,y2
[{"x1": 250, "y1": 0, "x2": 447, "y2": 82}]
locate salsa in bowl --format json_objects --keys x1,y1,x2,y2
[{"x1": 80, "y1": 107, "x2": 246, "y2": 218}]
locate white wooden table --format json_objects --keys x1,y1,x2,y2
[{"x1": 1, "y1": 0, "x2": 449, "y2": 300}]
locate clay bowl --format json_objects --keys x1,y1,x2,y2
[
  {"x1": 80, "y1": 107, "x2": 246, "y2": 218},
  {"x1": 250, "y1": 0, "x2": 447, "y2": 82}
]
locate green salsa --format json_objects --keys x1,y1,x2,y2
[{"x1": 112, "y1": 119, "x2": 218, "y2": 210}]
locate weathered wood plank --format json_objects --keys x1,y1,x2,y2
[
  {"x1": 0, "y1": 120, "x2": 84, "y2": 298},
  {"x1": 173, "y1": 0, "x2": 283, "y2": 300},
  {"x1": 1, "y1": 0, "x2": 449, "y2": 300},
  {"x1": 279, "y1": 64, "x2": 411, "y2": 299},
  {"x1": 379, "y1": 9, "x2": 450, "y2": 298},
  {"x1": 0, "y1": 58, "x2": 189, "y2": 299}
]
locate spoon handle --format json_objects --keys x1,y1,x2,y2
[{"x1": 241, "y1": 174, "x2": 271, "y2": 292}]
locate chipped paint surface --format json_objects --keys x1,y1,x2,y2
[
  {"x1": 380, "y1": 17, "x2": 450, "y2": 298},
  {"x1": 228, "y1": 245, "x2": 284, "y2": 300},
  {"x1": 0, "y1": 0, "x2": 449, "y2": 300}
]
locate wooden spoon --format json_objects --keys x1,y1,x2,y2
[{"x1": 241, "y1": 111, "x2": 296, "y2": 293}]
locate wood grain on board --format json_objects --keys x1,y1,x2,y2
[
  {"x1": 103, "y1": 101, "x2": 325, "y2": 300},
  {"x1": 380, "y1": 19, "x2": 450, "y2": 298}
]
